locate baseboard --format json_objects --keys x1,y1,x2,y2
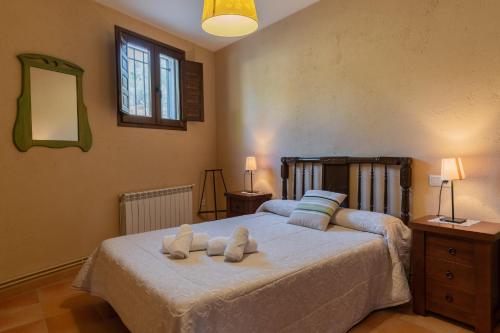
[{"x1": 0, "y1": 257, "x2": 87, "y2": 292}]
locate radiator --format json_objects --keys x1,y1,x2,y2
[{"x1": 119, "y1": 185, "x2": 194, "y2": 235}]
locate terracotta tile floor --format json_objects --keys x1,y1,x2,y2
[{"x1": 0, "y1": 270, "x2": 496, "y2": 333}]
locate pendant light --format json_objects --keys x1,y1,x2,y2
[{"x1": 202, "y1": 0, "x2": 259, "y2": 37}]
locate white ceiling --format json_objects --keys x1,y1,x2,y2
[{"x1": 95, "y1": 0, "x2": 320, "y2": 51}]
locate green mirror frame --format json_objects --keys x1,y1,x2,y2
[{"x1": 14, "y1": 54, "x2": 92, "y2": 152}]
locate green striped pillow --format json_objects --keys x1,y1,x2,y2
[{"x1": 287, "y1": 190, "x2": 347, "y2": 231}]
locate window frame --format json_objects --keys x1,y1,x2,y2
[{"x1": 115, "y1": 26, "x2": 187, "y2": 131}]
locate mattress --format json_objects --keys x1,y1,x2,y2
[{"x1": 74, "y1": 211, "x2": 411, "y2": 333}]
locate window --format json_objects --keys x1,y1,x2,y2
[
  {"x1": 125, "y1": 43, "x2": 152, "y2": 118},
  {"x1": 115, "y1": 26, "x2": 204, "y2": 130},
  {"x1": 159, "y1": 54, "x2": 181, "y2": 120}
]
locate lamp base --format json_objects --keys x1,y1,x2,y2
[{"x1": 440, "y1": 216, "x2": 467, "y2": 224}]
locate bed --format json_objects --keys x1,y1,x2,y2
[{"x1": 74, "y1": 156, "x2": 413, "y2": 333}]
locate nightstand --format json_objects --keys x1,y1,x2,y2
[
  {"x1": 225, "y1": 191, "x2": 272, "y2": 218},
  {"x1": 409, "y1": 216, "x2": 500, "y2": 333}
]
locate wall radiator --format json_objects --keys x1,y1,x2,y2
[{"x1": 119, "y1": 185, "x2": 194, "y2": 235}]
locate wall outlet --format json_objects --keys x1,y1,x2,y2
[
  {"x1": 201, "y1": 198, "x2": 206, "y2": 207},
  {"x1": 429, "y1": 175, "x2": 450, "y2": 187}
]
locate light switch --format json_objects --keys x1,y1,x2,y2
[{"x1": 429, "y1": 175, "x2": 450, "y2": 187}]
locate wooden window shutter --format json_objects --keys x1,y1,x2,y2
[{"x1": 181, "y1": 60, "x2": 204, "y2": 122}]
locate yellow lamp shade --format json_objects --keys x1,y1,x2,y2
[
  {"x1": 441, "y1": 158, "x2": 466, "y2": 181},
  {"x1": 245, "y1": 156, "x2": 257, "y2": 171},
  {"x1": 202, "y1": 0, "x2": 259, "y2": 37}
]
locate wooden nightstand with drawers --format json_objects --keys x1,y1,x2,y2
[
  {"x1": 225, "y1": 191, "x2": 272, "y2": 218},
  {"x1": 410, "y1": 216, "x2": 500, "y2": 333}
]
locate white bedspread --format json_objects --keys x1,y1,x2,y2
[{"x1": 74, "y1": 212, "x2": 411, "y2": 333}]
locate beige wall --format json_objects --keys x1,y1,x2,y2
[
  {"x1": 0, "y1": 0, "x2": 216, "y2": 283},
  {"x1": 2, "y1": 0, "x2": 500, "y2": 284},
  {"x1": 215, "y1": 0, "x2": 500, "y2": 222}
]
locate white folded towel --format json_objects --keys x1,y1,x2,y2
[
  {"x1": 162, "y1": 233, "x2": 209, "y2": 254},
  {"x1": 168, "y1": 224, "x2": 193, "y2": 259},
  {"x1": 207, "y1": 237, "x2": 258, "y2": 256},
  {"x1": 224, "y1": 227, "x2": 249, "y2": 262}
]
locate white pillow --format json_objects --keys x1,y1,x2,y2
[
  {"x1": 287, "y1": 190, "x2": 347, "y2": 231},
  {"x1": 256, "y1": 199, "x2": 298, "y2": 217},
  {"x1": 332, "y1": 208, "x2": 404, "y2": 235}
]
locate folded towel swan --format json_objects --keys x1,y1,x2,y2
[
  {"x1": 167, "y1": 224, "x2": 194, "y2": 259},
  {"x1": 162, "y1": 233, "x2": 209, "y2": 254},
  {"x1": 207, "y1": 236, "x2": 258, "y2": 256}
]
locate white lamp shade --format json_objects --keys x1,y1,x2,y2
[
  {"x1": 441, "y1": 158, "x2": 466, "y2": 181},
  {"x1": 245, "y1": 156, "x2": 257, "y2": 171}
]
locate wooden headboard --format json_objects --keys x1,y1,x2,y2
[{"x1": 281, "y1": 156, "x2": 412, "y2": 224}]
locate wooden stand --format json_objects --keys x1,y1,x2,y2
[
  {"x1": 409, "y1": 216, "x2": 500, "y2": 333},
  {"x1": 225, "y1": 191, "x2": 272, "y2": 218},
  {"x1": 198, "y1": 169, "x2": 228, "y2": 220}
]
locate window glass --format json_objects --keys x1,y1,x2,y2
[
  {"x1": 159, "y1": 54, "x2": 180, "y2": 120},
  {"x1": 123, "y1": 42, "x2": 152, "y2": 117}
]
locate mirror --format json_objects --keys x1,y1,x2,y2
[
  {"x1": 14, "y1": 54, "x2": 92, "y2": 152},
  {"x1": 30, "y1": 67, "x2": 79, "y2": 141}
]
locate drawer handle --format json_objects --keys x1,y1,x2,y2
[
  {"x1": 445, "y1": 271, "x2": 454, "y2": 280},
  {"x1": 448, "y1": 248, "x2": 457, "y2": 256},
  {"x1": 445, "y1": 293, "x2": 454, "y2": 303}
]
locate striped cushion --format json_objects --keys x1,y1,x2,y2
[{"x1": 287, "y1": 190, "x2": 347, "y2": 231}]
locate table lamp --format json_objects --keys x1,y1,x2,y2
[
  {"x1": 440, "y1": 157, "x2": 466, "y2": 223},
  {"x1": 245, "y1": 156, "x2": 257, "y2": 193}
]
